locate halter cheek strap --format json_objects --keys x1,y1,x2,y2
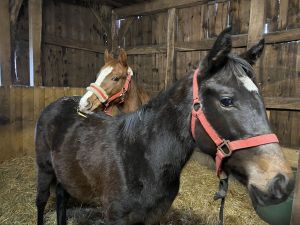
[{"x1": 190, "y1": 68, "x2": 279, "y2": 176}]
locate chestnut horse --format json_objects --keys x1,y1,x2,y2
[
  {"x1": 78, "y1": 49, "x2": 149, "y2": 116},
  {"x1": 35, "y1": 28, "x2": 294, "y2": 225}
]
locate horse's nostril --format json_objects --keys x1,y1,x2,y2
[{"x1": 269, "y1": 173, "x2": 292, "y2": 199}]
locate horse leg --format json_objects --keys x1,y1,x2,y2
[
  {"x1": 36, "y1": 170, "x2": 55, "y2": 225},
  {"x1": 56, "y1": 183, "x2": 69, "y2": 225}
]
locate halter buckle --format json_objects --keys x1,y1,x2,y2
[{"x1": 217, "y1": 140, "x2": 232, "y2": 158}]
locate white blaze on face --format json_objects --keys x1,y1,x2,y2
[
  {"x1": 79, "y1": 66, "x2": 113, "y2": 113},
  {"x1": 238, "y1": 75, "x2": 258, "y2": 93},
  {"x1": 127, "y1": 67, "x2": 133, "y2": 76}
]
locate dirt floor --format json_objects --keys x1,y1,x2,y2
[{"x1": 0, "y1": 154, "x2": 267, "y2": 225}]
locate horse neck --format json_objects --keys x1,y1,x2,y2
[
  {"x1": 119, "y1": 79, "x2": 150, "y2": 113},
  {"x1": 122, "y1": 76, "x2": 195, "y2": 169}
]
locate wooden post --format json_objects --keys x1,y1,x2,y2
[
  {"x1": 111, "y1": 10, "x2": 118, "y2": 53},
  {"x1": 29, "y1": 0, "x2": 43, "y2": 86},
  {"x1": 164, "y1": 8, "x2": 176, "y2": 90},
  {"x1": 247, "y1": 0, "x2": 266, "y2": 49},
  {"x1": 291, "y1": 154, "x2": 300, "y2": 225},
  {"x1": 0, "y1": 0, "x2": 12, "y2": 86},
  {"x1": 10, "y1": 0, "x2": 24, "y2": 25}
]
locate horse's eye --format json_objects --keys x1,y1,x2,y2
[
  {"x1": 220, "y1": 97, "x2": 234, "y2": 107},
  {"x1": 111, "y1": 76, "x2": 120, "y2": 81}
]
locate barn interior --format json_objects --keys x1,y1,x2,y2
[{"x1": 0, "y1": 0, "x2": 299, "y2": 224}]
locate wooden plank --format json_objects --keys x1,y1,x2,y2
[
  {"x1": 278, "y1": 0, "x2": 288, "y2": 30},
  {"x1": 44, "y1": 35, "x2": 105, "y2": 54},
  {"x1": 287, "y1": 0, "x2": 300, "y2": 30},
  {"x1": 10, "y1": 87, "x2": 23, "y2": 159},
  {"x1": 111, "y1": 10, "x2": 117, "y2": 53},
  {"x1": 247, "y1": 0, "x2": 265, "y2": 48},
  {"x1": 164, "y1": 8, "x2": 176, "y2": 89},
  {"x1": 115, "y1": 0, "x2": 209, "y2": 18},
  {"x1": 33, "y1": 86, "x2": 45, "y2": 121},
  {"x1": 265, "y1": 28, "x2": 300, "y2": 44},
  {"x1": 10, "y1": 0, "x2": 24, "y2": 25},
  {"x1": 126, "y1": 44, "x2": 167, "y2": 55},
  {"x1": 176, "y1": 34, "x2": 248, "y2": 51},
  {"x1": 22, "y1": 87, "x2": 34, "y2": 154},
  {"x1": 230, "y1": 0, "x2": 251, "y2": 35},
  {"x1": 0, "y1": 87, "x2": 12, "y2": 162},
  {"x1": 0, "y1": 0, "x2": 12, "y2": 85},
  {"x1": 29, "y1": 0, "x2": 43, "y2": 86},
  {"x1": 291, "y1": 154, "x2": 300, "y2": 225},
  {"x1": 264, "y1": 97, "x2": 300, "y2": 111}
]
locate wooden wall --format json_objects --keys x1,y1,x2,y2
[
  {"x1": 12, "y1": 0, "x2": 111, "y2": 87},
  {"x1": 0, "y1": 86, "x2": 85, "y2": 162},
  {"x1": 113, "y1": 0, "x2": 300, "y2": 149}
]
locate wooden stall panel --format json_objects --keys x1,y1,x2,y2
[
  {"x1": 230, "y1": 0, "x2": 251, "y2": 34},
  {"x1": 42, "y1": 45, "x2": 103, "y2": 87},
  {"x1": 207, "y1": 1, "x2": 230, "y2": 38},
  {"x1": 127, "y1": 53, "x2": 166, "y2": 96},
  {"x1": 176, "y1": 51, "x2": 208, "y2": 80},
  {"x1": 177, "y1": 4, "x2": 208, "y2": 42},
  {"x1": 121, "y1": 12, "x2": 168, "y2": 48},
  {"x1": 43, "y1": 1, "x2": 110, "y2": 47},
  {"x1": 265, "y1": 0, "x2": 300, "y2": 32},
  {"x1": 0, "y1": 87, "x2": 12, "y2": 161},
  {"x1": 259, "y1": 42, "x2": 300, "y2": 148}
]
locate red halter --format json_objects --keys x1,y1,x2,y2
[
  {"x1": 87, "y1": 74, "x2": 132, "y2": 115},
  {"x1": 190, "y1": 68, "x2": 279, "y2": 176}
]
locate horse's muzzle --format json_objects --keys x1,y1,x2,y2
[{"x1": 250, "y1": 172, "x2": 295, "y2": 207}]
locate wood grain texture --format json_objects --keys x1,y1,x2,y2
[
  {"x1": 165, "y1": 8, "x2": 176, "y2": 89},
  {"x1": 115, "y1": 0, "x2": 208, "y2": 18},
  {"x1": 29, "y1": 0, "x2": 43, "y2": 86},
  {"x1": 0, "y1": 0, "x2": 12, "y2": 85},
  {"x1": 247, "y1": 0, "x2": 265, "y2": 48}
]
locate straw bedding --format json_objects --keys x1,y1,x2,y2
[{"x1": 0, "y1": 154, "x2": 266, "y2": 225}]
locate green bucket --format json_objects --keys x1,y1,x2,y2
[{"x1": 255, "y1": 171, "x2": 296, "y2": 225}]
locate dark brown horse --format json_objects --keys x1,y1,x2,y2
[
  {"x1": 35, "y1": 28, "x2": 294, "y2": 225},
  {"x1": 78, "y1": 49, "x2": 149, "y2": 116}
]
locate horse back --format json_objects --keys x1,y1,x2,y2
[{"x1": 35, "y1": 96, "x2": 124, "y2": 204}]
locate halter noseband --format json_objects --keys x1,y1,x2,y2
[
  {"x1": 87, "y1": 73, "x2": 132, "y2": 115},
  {"x1": 190, "y1": 68, "x2": 279, "y2": 176}
]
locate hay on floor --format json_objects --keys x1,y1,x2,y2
[{"x1": 0, "y1": 155, "x2": 267, "y2": 225}]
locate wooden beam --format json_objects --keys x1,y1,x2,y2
[
  {"x1": 10, "y1": 0, "x2": 24, "y2": 25},
  {"x1": 115, "y1": 0, "x2": 209, "y2": 19},
  {"x1": 44, "y1": 35, "x2": 105, "y2": 54},
  {"x1": 165, "y1": 8, "x2": 176, "y2": 89},
  {"x1": 29, "y1": 0, "x2": 43, "y2": 86},
  {"x1": 265, "y1": 28, "x2": 300, "y2": 44},
  {"x1": 126, "y1": 44, "x2": 167, "y2": 55},
  {"x1": 291, "y1": 154, "x2": 300, "y2": 225},
  {"x1": 247, "y1": 0, "x2": 265, "y2": 48},
  {"x1": 175, "y1": 34, "x2": 248, "y2": 51},
  {"x1": 0, "y1": 0, "x2": 12, "y2": 86},
  {"x1": 278, "y1": 0, "x2": 288, "y2": 30},
  {"x1": 90, "y1": 7, "x2": 110, "y2": 34},
  {"x1": 111, "y1": 10, "x2": 117, "y2": 53},
  {"x1": 264, "y1": 97, "x2": 300, "y2": 111},
  {"x1": 124, "y1": 28, "x2": 300, "y2": 56}
]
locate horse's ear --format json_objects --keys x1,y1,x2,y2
[
  {"x1": 199, "y1": 27, "x2": 232, "y2": 77},
  {"x1": 118, "y1": 48, "x2": 128, "y2": 67},
  {"x1": 104, "y1": 49, "x2": 113, "y2": 63},
  {"x1": 240, "y1": 39, "x2": 265, "y2": 65}
]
